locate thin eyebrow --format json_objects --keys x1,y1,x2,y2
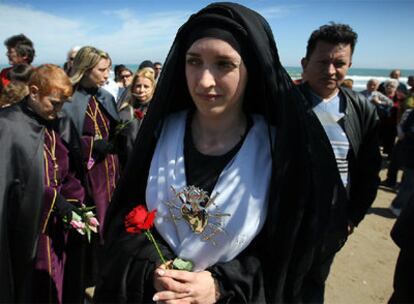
[
  {"x1": 186, "y1": 52, "x2": 238, "y2": 61},
  {"x1": 186, "y1": 52, "x2": 200, "y2": 57}
]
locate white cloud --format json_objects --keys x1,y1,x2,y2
[
  {"x1": 0, "y1": 4, "x2": 190, "y2": 65},
  {"x1": 256, "y1": 5, "x2": 299, "y2": 19}
]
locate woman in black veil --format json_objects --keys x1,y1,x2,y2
[{"x1": 95, "y1": 2, "x2": 337, "y2": 303}]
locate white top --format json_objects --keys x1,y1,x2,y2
[{"x1": 146, "y1": 111, "x2": 274, "y2": 271}]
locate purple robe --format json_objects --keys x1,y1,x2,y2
[
  {"x1": 82, "y1": 96, "x2": 120, "y2": 237},
  {"x1": 34, "y1": 128, "x2": 85, "y2": 303}
]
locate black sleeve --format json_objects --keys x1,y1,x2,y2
[
  {"x1": 208, "y1": 253, "x2": 266, "y2": 303},
  {"x1": 348, "y1": 96, "x2": 381, "y2": 225},
  {"x1": 401, "y1": 110, "x2": 414, "y2": 141},
  {"x1": 94, "y1": 229, "x2": 174, "y2": 303},
  {"x1": 198, "y1": 234, "x2": 265, "y2": 304},
  {"x1": 391, "y1": 197, "x2": 414, "y2": 250}
]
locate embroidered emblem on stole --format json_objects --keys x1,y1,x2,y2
[{"x1": 165, "y1": 185, "x2": 230, "y2": 245}]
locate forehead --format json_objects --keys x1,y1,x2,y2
[
  {"x1": 135, "y1": 76, "x2": 151, "y2": 85},
  {"x1": 386, "y1": 82, "x2": 397, "y2": 88},
  {"x1": 187, "y1": 37, "x2": 241, "y2": 58},
  {"x1": 41, "y1": 89, "x2": 65, "y2": 99},
  {"x1": 94, "y1": 58, "x2": 111, "y2": 69},
  {"x1": 311, "y1": 41, "x2": 352, "y2": 60}
]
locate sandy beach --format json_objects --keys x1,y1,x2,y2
[{"x1": 326, "y1": 167, "x2": 400, "y2": 304}]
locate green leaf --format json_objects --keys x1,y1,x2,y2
[
  {"x1": 72, "y1": 211, "x2": 82, "y2": 221},
  {"x1": 172, "y1": 258, "x2": 193, "y2": 271}
]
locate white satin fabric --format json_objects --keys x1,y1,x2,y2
[{"x1": 146, "y1": 111, "x2": 274, "y2": 271}]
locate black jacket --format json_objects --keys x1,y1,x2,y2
[
  {"x1": 299, "y1": 84, "x2": 381, "y2": 228},
  {"x1": 400, "y1": 109, "x2": 414, "y2": 168},
  {"x1": 0, "y1": 100, "x2": 84, "y2": 302}
]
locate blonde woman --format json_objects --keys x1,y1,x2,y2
[
  {"x1": 62, "y1": 46, "x2": 120, "y2": 238},
  {"x1": 118, "y1": 67, "x2": 156, "y2": 162}
]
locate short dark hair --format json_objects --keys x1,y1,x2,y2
[
  {"x1": 138, "y1": 60, "x2": 154, "y2": 70},
  {"x1": 8, "y1": 64, "x2": 34, "y2": 83},
  {"x1": 4, "y1": 34, "x2": 33, "y2": 48},
  {"x1": 15, "y1": 43, "x2": 36, "y2": 64},
  {"x1": 114, "y1": 65, "x2": 132, "y2": 81},
  {"x1": 305, "y1": 22, "x2": 358, "y2": 59}
]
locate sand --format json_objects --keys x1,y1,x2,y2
[{"x1": 325, "y1": 169, "x2": 400, "y2": 304}]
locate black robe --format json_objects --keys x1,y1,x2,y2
[
  {"x1": 0, "y1": 100, "x2": 84, "y2": 302},
  {"x1": 94, "y1": 3, "x2": 338, "y2": 303},
  {"x1": 63, "y1": 86, "x2": 120, "y2": 135}
]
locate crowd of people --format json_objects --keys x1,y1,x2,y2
[{"x1": 0, "y1": 2, "x2": 413, "y2": 304}]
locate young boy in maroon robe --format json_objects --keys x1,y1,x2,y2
[{"x1": 0, "y1": 64, "x2": 90, "y2": 303}]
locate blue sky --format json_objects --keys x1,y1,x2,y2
[{"x1": 0, "y1": 0, "x2": 413, "y2": 69}]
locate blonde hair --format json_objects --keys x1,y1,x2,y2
[
  {"x1": 130, "y1": 67, "x2": 156, "y2": 97},
  {"x1": 28, "y1": 64, "x2": 73, "y2": 98},
  {"x1": 120, "y1": 68, "x2": 156, "y2": 111},
  {"x1": 0, "y1": 81, "x2": 29, "y2": 107},
  {"x1": 70, "y1": 46, "x2": 111, "y2": 85}
]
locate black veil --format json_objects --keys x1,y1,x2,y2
[{"x1": 102, "y1": 2, "x2": 338, "y2": 302}]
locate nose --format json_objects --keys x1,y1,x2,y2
[
  {"x1": 104, "y1": 69, "x2": 109, "y2": 80},
  {"x1": 327, "y1": 63, "x2": 336, "y2": 76},
  {"x1": 198, "y1": 67, "x2": 216, "y2": 88}
]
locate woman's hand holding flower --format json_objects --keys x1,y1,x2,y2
[{"x1": 152, "y1": 268, "x2": 219, "y2": 304}]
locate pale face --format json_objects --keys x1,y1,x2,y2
[
  {"x1": 120, "y1": 70, "x2": 133, "y2": 87},
  {"x1": 66, "y1": 50, "x2": 78, "y2": 70},
  {"x1": 367, "y1": 80, "x2": 379, "y2": 92},
  {"x1": 185, "y1": 38, "x2": 247, "y2": 119},
  {"x1": 154, "y1": 63, "x2": 162, "y2": 78},
  {"x1": 390, "y1": 70, "x2": 401, "y2": 79},
  {"x1": 301, "y1": 41, "x2": 352, "y2": 99},
  {"x1": 28, "y1": 86, "x2": 66, "y2": 120},
  {"x1": 82, "y1": 58, "x2": 111, "y2": 88},
  {"x1": 6, "y1": 47, "x2": 26, "y2": 65},
  {"x1": 385, "y1": 83, "x2": 397, "y2": 97},
  {"x1": 133, "y1": 76, "x2": 153, "y2": 103}
]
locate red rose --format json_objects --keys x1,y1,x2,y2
[
  {"x1": 124, "y1": 205, "x2": 157, "y2": 234},
  {"x1": 134, "y1": 109, "x2": 145, "y2": 120}
]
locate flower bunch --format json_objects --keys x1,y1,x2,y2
[
  {"x1": 65, "y1": 205, "x2": 99, "y2": 242},
  {"x1": 124, "y1": 204, "x2": 193, "y2": 271}
]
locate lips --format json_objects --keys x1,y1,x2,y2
[{"x1": 197, "y1": 93, "x2": 220, "y2": 101}]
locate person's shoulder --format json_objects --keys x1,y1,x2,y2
[
  {"x1": 0, "y1": 103, "x2": 29, "y2": 140},
  {"x1": 341, "y1": 87, "x2": 370, "y2": 105},
  {"x1": 0, "y1": 66, "x2": 12, "y2": 76},
  {"x1": 341, "y1": 87, "x2": 378, "y2": 117},
  {"x1": 0, "y1": 102, "x2": 24, "y2": 121}
]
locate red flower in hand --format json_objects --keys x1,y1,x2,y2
[
  {"x1": 124, "y1": 205, "x2": 156, "y2": 234},
  {"x1": 134, "y1": 109, "x2": 145, "y2": 120},
  {"x1": 124, "y1": 203, "x2": 193, "y2": 271}
]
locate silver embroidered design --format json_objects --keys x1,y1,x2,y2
[{"x1": 165, "y1": 185, "x2": 230, "y2": 245}]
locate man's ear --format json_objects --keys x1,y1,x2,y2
[
  {"x1": 29, "y1": 85, "x2": 39, "y2": 100},
  {"x1": 301, "y1": 57, "x2": 308, "y2": 70},
  {"x1": 349, "y1": 61, "x2": 352, "y2": 68}
]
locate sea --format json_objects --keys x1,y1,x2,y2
[
  {"x1": 3, "y1": 63, "x2": 413, "y2": 92},
  {"x1": 123, "y1": 65, "x2": 414, "y2": 92}
]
